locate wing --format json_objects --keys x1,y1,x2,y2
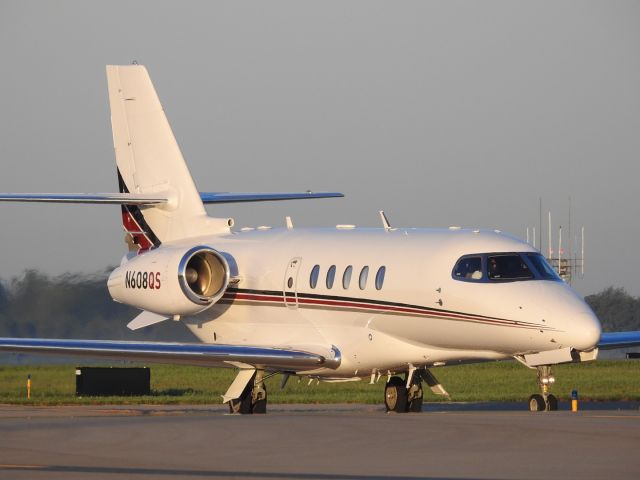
[
  {"x1": 0, "y1": 338, "x2": 341, "y2": 371},
  {"x1": 199, "y1": 192, "x2": 343, "y2": 203},
  {"x1": 598, "y1": 331, "x2": 640, "y2": 350}
]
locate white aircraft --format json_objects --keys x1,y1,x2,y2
[{"x1": 1, "y1": 65, "x2": 638, "y2": 414}]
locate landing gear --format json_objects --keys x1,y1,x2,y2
[
  {"x1": 227, "y1": 370, "x2": 268, "y2": 414},
  {"x1": 384, "y1": 371, "x2": 425, "y2": 413},
  {"x1": 527, "y1": 365, "x2": 558, "y2": 412},
  {"x1": 250, "y1": 370, "x2": 268, "y2": 414},
  {"x1": 407, "y1": 375, "x2": 424, "y2": 412}
]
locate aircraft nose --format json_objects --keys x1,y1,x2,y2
[{"x1": 570, "y1": 311, "x2": 602, "y2": 351}]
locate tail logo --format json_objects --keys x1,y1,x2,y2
[{"x1": 117, "y1": 169, "x2": 161, "y2": 254}]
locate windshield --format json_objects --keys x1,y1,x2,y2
[
  {"x1": 524, "y1": 253, "x2": 561, "y2": 280},
  {"x1": 453, "y1": 256, "x2": 483, "y2": 280},
  {"x1": 487, "y1": 254, "x2": 533, "y2": 280},
  {"x1": 452, "y1": 252, "x2": 562, "y2": 283}
]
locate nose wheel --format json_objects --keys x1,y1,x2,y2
[{"x1": 528, "y1": 366, "x2": 558, "y2": 412}]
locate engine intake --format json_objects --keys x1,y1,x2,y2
[{"x1": 178, "y1": 247, "x2": 229, "y2": 305}]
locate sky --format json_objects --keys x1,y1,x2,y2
[{"x1": 0, "y1": 1, "x2": 639, "y2": 297}]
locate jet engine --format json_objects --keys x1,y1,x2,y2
[{"x1": 107, "y1": 245, "x2": 230, "y2": 316}]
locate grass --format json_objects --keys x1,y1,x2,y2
[{"x1": 0, "y1": 360, "x2": 638, "y2": 405}]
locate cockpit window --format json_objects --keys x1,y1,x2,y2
[
  {"x1": 525, "y1": 253, "x2": 561, "y2": 280},
  {"x1": 487, "y1": 255, "x2": 533, "y2": 280},
  {"x1": 453, "y1": 256, "x2": 483, "y2": 281},
  {"x1": 452, "y1": 252, "x2": 561, "y2": 283}
]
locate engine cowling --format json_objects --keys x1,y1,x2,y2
[{"x1": 107, "y1": 245, "x2": 230, "y2": 316}]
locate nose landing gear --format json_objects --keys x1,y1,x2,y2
[{"x1": 528, "y1": 365, "x2": 558, "y2": 412}]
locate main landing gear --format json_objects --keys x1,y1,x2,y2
[
  {"x1": 384, "y1": 368, "x2": 447, "y2": 413},
  {"x1": 227, "y1": 370, "x2": 268, "y2": 414},
  {"x1": 384, "y1": 375, "x2": 424, "y2": 413},
  {"x1": 528, "y1": 365, "x2": 558, "y2": 412}
]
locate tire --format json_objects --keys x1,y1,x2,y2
[
  {"x1": 546, "y1": 394, "x2": 558, "y2": 411},
  {"x1": 408, "y1": 393, "x2": 423, "y2": 413},
  {"x1": 528, "y1": 394, "x2": 545, "y2": 412},
  {"x1": 252, "y1": 399, "x2": 267, "y2": 414},
  {"x1": 385, "y1": 376, "x2": 408, "y2": 413},
  {"x1": 229, "y1": 393, "x2": 252, "y2": 414},
  {"x1": 408, "y1": 378, "x2": 424, "y2": 412}
]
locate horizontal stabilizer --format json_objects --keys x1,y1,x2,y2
[
  {"x1": 0, "y1": 192, "x2": 343, "y2": 205},
  {"x1": 598, "y1": 331, "x2": 640, "y2": 350},
  {"x1": 0, "y1": 338, "x2": 340, "y2": 371},
  {"x1": 0, "y1": 193, "x2": 168, "y2": 205},
  {"x1": 199, "y1": 192, "x2": 344, "y2": 204},
  {"x1": 127, "y1": 311, "x2": 169, "y2": 330}
]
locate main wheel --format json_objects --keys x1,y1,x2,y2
[
  {"x1": 528, "y1": 394, "x2": 545, "y2": 412},
  {"x1": 229, "y1": 381, "x2": 254, "y2": 414},
  {"x1": 385, "y1": 376, "x2": 408, "y2": 413},
  {"x1": 546, "y1": 394, "x2": 558, "y2": 411}
]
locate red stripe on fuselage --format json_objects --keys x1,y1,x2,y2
[{"x1": 221, "y1": 291, "x2": 553, "y2": 331}]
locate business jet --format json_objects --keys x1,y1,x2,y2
[{"x1": 1, "y1": 65, "x2": 638, "y2": 414}]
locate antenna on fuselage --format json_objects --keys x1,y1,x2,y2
[{"x1": 379, "y1": 211, "x2": 392, "y2": 231}]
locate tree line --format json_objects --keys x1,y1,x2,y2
[
  {"x1": 0, "y1": 270, "x2": 638, "y2": 342},
  {"x1": 0, "y1": 269, "x2": 195, "y2": 342}
]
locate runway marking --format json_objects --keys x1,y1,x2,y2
[
  {"x1": 0, "y1": 464, "x2": 45, "y2": 469},
  {"x1": 589, "y1": 414, "x2": 640, "y2": 419}
]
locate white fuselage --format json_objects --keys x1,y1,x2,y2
[{"x1": 176, "y1": 227, "x2": 601, "y2": 378}]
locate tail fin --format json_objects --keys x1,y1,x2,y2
[
  {"x1": 0, "y1": 65, "x2": 343, "y2": 254},
  {"x1": 107, "y1": 65, "x2": 225, "y2": 251}
]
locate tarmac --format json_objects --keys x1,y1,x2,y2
[{"x1": 1, "y1": 402, "x2": 639, "y2": 479}]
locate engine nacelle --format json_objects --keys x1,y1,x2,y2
[{"x1": 107, "y1": 245, "x2": 230, "y2": 316}]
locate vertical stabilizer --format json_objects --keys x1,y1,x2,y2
[{"x1": 107, "y1": 65, "x2": 226, "y2": 251}]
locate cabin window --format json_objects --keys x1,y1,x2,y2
[
  {"x1": 375, "y1": 266, "x2": 386, "y2": 290},
  {"x1": 310, "y1": 265, "x2": 320, "y2": 289},
  {"x1": 342, "y1": 266, "x2": 353, "y2": 289},
  {"x1": 359, "y1": 266, "x2": 369, "y2": 290},
  {"x1": 326, "y1": 265, "x2": 337, "y2": 289},
  {"x1": 453, "y1": 256, "x2": 483, "y2": 281},
  {"x1": 488, "y1": 255, "x2": 533, "y2": 280}
]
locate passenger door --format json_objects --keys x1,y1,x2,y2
[{"x1": 283, "y1": 257, "x2": 302, "y2": 309}]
